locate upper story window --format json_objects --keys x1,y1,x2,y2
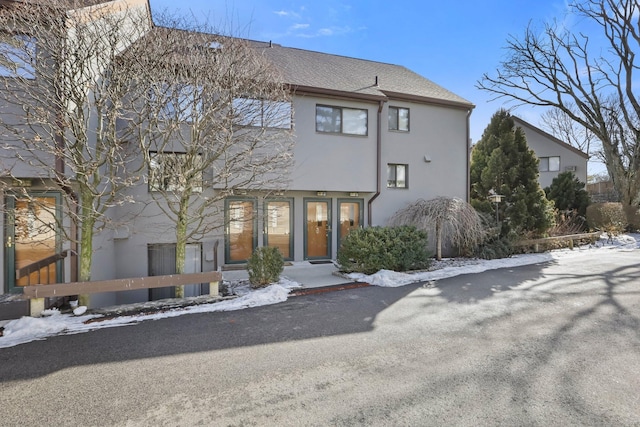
[
  {"x1": 148, "y1": 151, "x2": 203, "y2": 193},
  {"x1": 233, "y1": 98, "x2": 292, "y2": 129},
  {"x1": 539, "y1": 156, "x2": 560, "y2": 172},
  {"x1": 388, "y1": 106, "x2": 409, "y2": 132},
  {"x1": 0, "y1": 33, "x2": 36, "y2": 79},
  {"x1": 316, "y1": 105, "x2": 368, "y2": 136},
  {"x1": 387, "y1": 163, "x2": 408, "y2": 188},
  {"x1": 150, "y1": 83, "x2": 203, "y2": 123}
]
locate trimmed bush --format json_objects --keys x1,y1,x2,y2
[
  {"x1": 247, "y1": 246, "x2": 284, "y2": 288},
  {"x1": 623, "y1": 205, "x2": 640, "y2": 232},
  {"x1": 337, "y1": 226, "x2": 431, "y2": 274},
  {"x1": 586, "y1": 203, "x2": 627, "y2": 236}
]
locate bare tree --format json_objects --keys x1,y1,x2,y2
[
  {"x1": 541, "y1": 106, "x2": 599, "y2": 159},
  {"x1": 478, "y1": 0, "x2": 640, "y2": 207},
  {"x1": 0, "y1": 1, "x2": 151, "y2": 299},
  {"x1": 388, "y1": 197, "x2": 486, "y2": 260},
  {"x1": 121, "y1": 17, "x2": 294, "y2": 297}
]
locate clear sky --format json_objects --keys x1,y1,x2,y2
[{"x1": 147, "y1": 0, "x2": 604, "y2": 174}]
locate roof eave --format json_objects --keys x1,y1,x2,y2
[
  {"x1": 382, "y1": 90, "x2": 475, "y2": 110},
  {"x1": 290, "y1": 85, "x2": 387, "y2": 102}
]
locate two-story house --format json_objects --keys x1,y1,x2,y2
[
  {"x1": 0, "y1": 1, "x2": 474, "y2": 309},
  {"x1": 513, "y1": 116, "x2": 589, "y2": 189}
]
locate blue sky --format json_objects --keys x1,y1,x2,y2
[{"x1": 148, "y1": 0, "x2": 603, "y2": 173}]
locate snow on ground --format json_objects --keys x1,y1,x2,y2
[{"x1": 1, "y1": 233, "x2": 638, "y2": 349}]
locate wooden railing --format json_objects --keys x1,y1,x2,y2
[
  {"x1": 515, "y1": 232, "x2": 600, "y2": 253},
  {"x1": 16, "y1": 250, "x2": 68, "y2": 286},
  {"x1": 21, "y1": 271, "x2": 223, "y2": 317}
]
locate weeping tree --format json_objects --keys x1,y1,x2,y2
[
  {"x1": 0, "y1": 1, "x2": 151, "y2": 299},
  {"x1": 388, "y1": 197, "x2": 486, "y2": 260},
  {"x1": 121, "y1": 18, "x2": 294, "y2": 297},
  {"x1": 478, "y1": 0, "x2": 640, "y2": 207}
]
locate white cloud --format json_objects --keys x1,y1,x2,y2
[{"x1": 291, "y1": 23, "x2": 310, "y2": 30}]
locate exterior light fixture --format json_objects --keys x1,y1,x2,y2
[{"x1": 316, "y1": 191, "x2": 326, "y2": 197}]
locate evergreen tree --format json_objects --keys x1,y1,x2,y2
[
  {"x1": 545, "y1": 171, "x2": 590, "y2": 216},
  {"x1": 471, "y1": 110, "x2": 554, "y2": 237}
]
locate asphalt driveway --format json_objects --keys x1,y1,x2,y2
[{"x1": 1, "y1": 250, "x2": 639, "y2": 426}]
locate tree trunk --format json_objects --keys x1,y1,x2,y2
[
  {"x1": 174, "y1": 197, "x2": 190, "y2": 298},
  {"x1": 435, "y1": 221, "x2": 442, "y2": 261},
  {"x1": 78, "y1": 189, "x2": 95, "y2": 307}
]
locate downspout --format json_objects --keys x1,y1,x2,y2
[
  {"x1": 466, "y1": 108, "x2": 472, "y2": 203},
  {"x1": 367, "y1": 99, "x2": 385, "y2": 226}
]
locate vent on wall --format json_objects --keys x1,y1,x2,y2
[{"x1": 565, "y1": 165, "x2": 577, "y2": 172}]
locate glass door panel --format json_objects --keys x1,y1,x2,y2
[
  {"x1": 227, "y1": 199, "x2": 256, "y2": 262},
  {"x1": 265, "y1": 200, "x2": 292, "y2": 259},
  {"x1": 338, "y1": 200, "x2": 362, "y2": 249},
  {"x1": 5, "y1": 194, "x2": 60, "y2": 292},
  {"x1": 305, "y1": 200, "x2": 331, "y2": 259}
]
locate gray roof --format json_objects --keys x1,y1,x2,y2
[
  {"x1": 136, "y1": 29, "x2": 473, "y2": 109},
  {"x1": 250, "y1": 41, "x2": 473, "y2": 108}
]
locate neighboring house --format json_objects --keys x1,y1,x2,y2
[
  {"x1": 0, "y1": 1, "x2": 474, "y2": 308},
  {"x1": 513, "y1": 117, "x2": 589, "y2": 189}
]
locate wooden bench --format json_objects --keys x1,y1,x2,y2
[
  {"x1": 20, "y1": 271, "x2": 222, "y2": 317},
  {"x1": 515, "y1": 232, "x2": 601, "y2": 253}
]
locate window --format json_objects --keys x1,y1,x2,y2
[
  {"x1": 539, "y1": 156, "x2": 560, "y2": 172},
  {"x1": 387, "y1": 164, "x2": 408, "y2": 188},
  {"x1": 233, "y1": 98, "x2": 292, "y2": 129},
  {"x1": 148, "y1": 152, "x2": 203, "y2": 193},
  {"x1": 0, "y1": 33, "x2": 36, "y2": 79},
  {"x1": 316, "y1": 105, "x2": 368, "y2": 135},
  {"x1": 388, "y1": 106, "x2": 409, "y2": 131},
  {"x1": 150, "y1": 83, "x2": 203, "y2": 122}
]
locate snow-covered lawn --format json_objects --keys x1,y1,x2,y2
[{"x1": 1, "y1": 233, "x2": 638, "y2": 349}]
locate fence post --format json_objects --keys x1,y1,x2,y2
[
  {"x1": 29, "y1": 298, "x2": 45, "y2": 317},
  {"x1": 209, "y1": 281, "x2": 219, "y2": 297}
]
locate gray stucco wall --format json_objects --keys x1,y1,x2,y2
[{"x1": 516, "y1": 120, "x2": 589, "y2": 189}]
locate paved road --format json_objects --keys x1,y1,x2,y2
[{"x1": 1, "y1": 251, "x2": 639, "y2": 426}]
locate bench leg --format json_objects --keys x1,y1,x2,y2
[{"x1": 30, "y1": 298, "x2": 45, "y2": 317}]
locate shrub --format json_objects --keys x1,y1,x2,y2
[
  {"x1": 474, "y1": 231, "x2": 514, "y2": 260},
  {"x1": 246, "y1": 247, "x2": 284, "y2": 288},
  {"x1": 544, "y1": 171, "x2": 590, "y2": 216},
  {"x1": 337, "y1": 226, "x2": 431, "y2": 274},
  {"x1": 586, "y1": 203, "x2": 627, "y2": 236},
  {"x1": 623, "y1": 205, "x2": 640, "y2": 232}
]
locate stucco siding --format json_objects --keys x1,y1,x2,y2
[{"x1": 289, "y1": 95, "x2": 377, "y2": 192}]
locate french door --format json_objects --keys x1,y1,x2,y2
[
  {"x1": 304, "y1": 199, "x2": 332, "y2": 259},
  {"x1": 4, "y1": 192, "x2": 62, "y2": 293},
  {"x1": 225, "y1": 198, "x2": 257, "y2": 263},
  {"x1": 338, "y1": 199, "x2": 363, "y2": 249},
  {"x1": 264, "y1": 199, "x2": 293, "y2": 260}
]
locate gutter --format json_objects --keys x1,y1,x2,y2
[
  {"x1": 367, "y1": 100, "x2": 385, "y2": 226},
  {"x1": 466, "y1": 108, "x2": 472, "y2": 203}
]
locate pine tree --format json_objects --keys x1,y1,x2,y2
[
  {"x1": 471, "y1": 110, "x2": 554, "y2": 237},
  {"x1": 545, "y1": 171, "x2": 590, "y2": 216}
]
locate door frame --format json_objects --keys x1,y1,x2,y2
[
  {"x1": 263, "y1": 197, "x2": 294, "y2": 261},
  {"x1": 337, "y1": 198, "x2": 364, "y2": 250},
  {"x1": 303, "y1": 198, "x2": 332, "y2": 260},
  {"x1": 224, "y1": 197, "x2": 258, "y2": 264},
  {"x1": 4, "y1": 191, "x2": 63, "y2": 294}
]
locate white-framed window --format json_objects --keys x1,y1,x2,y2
[
  {"x1": 0, "y1": 33, "x2": 36, "y2": 79},
  {"x1": 316, "y1": 105, "x2": 368, "y2": 135},
  {"x1": 148, "y1": 151, "x2": 203, "y2": 193},
  {"x1": 387, "y1": 163, "x2": 408, "y2": 188},
  {"x1": 233, "y1": 98, "x2": 292, "y2": 129},
  {"x1": 150, "y1": 83, "x2": 203, "y2": 122},
  {"x1": 539, "y1": 156, "x2": 560, "y2": 172},
  {"x1": 388, "y1": 106, "x2": 409, "y2": 132}
]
